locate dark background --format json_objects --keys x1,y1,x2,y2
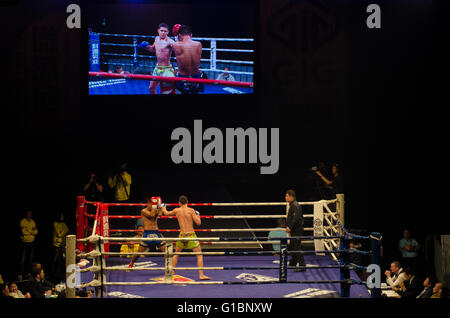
[{"x1": 0, "y1": 0, "x2": 445, "y2": 291}]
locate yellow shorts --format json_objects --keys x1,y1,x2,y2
[{"x1": 176, "y1": 232, "x2": 200, "y2": 250}]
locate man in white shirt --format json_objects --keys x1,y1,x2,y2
[
  {"x1": 216, "y1": 67, "x2": 236, "y2": 82},
  {"x1": 385, "y1": 261, "x2": 408, "y2": 289}
]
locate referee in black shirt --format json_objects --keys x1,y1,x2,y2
[{"x1": 285, "y1": 189, "x2": 306, "y2": 272}]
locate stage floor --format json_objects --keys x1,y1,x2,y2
[{"x1": 80, "y1": 255, "x2": 370, "y2": 298}]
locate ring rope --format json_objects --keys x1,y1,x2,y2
[
  {"x1": 77, "y1": 235, "x2": 344, "y2": 243},
  {"x1": 101, "y1": 265, "x2": 357, "y2": 272},
  {"x1": 83, "y1": 199, "x2": 336, "y2": 206},
  {"x1": 95, "y1": 279, "x2": 351, "y2": 287},
  {"x1": 96, "y1": 32, "x2": 254, "y2": 42}
]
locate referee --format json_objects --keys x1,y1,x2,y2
[{"x1": 285, "y1": 189, "x2": 306, "y2": 272}]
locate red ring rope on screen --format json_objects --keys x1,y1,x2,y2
[{"x1": 89, "y1": 71, "x2": 254, "y2": 88}]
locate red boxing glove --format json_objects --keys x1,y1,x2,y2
[
  {"x1": 172, "y1": 24, "x2": 182, "y2": 36},
  {"x1": 150, "y1": 196, "x2": 161, "y2": 210}
]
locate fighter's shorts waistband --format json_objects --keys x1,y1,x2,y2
[
  {"x1": 143, "y1": 230, "x2": 161, "y2": 235},
  {"x1": 155, "y1": 64, "x2": 173, "y2": 69},
  {"x1": 179, "y1": 232, "x2": 196, "y2": 237},
  {"x1": 176, "y1": 72, "x2": 202, "y2": 78}
]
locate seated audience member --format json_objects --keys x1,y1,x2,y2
[
  {"x1": 120, "y1": 225, "x2": 143, "y2": 258},
  {"x1": 384, "y1": 261, "x2": 408, "y2": 290},
  {"x1": 57, "y1": 287, "x2": 93, "y2": 298},
  {"x1": 216, "y1": 67, "x2": 236, "y2": 82},
  {"x1": 267, "y1": 219, "x2": 287, "y2": 255},
  {"x1": 430, "y1": 283, "x2": 449, "y2": 299},
  {"x1": 8, "y1": 283, "x2": 31, "y2": 298},
  {"x1": 27, "y1": 264, "x2": 54, "y2": 298},
  {"x1": 398, "y1": 267, "x2": 422, "y2": 298},
  {"x1": 114, "y1": 65, "x2": 130, "y2": 74},
  {"x1": 1, "y1": 283, "x2": 14, "y2": 299},
  {"x1": 416, "y1": 276, "x2": 435, "y2": 298}
]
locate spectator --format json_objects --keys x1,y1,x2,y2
[
  {"x1": 199, "y1": 71, "x2": 207, "y2": 92},
  {"x1": 19, "y1": 210, "x2": 38, "y2": 279},
  {"x1": 136, "y1": 217, "x2": 144, "y2": 229},
  {"x1": 216, "y1": 67, "x2": 235, "y2": 82},
  {"x1": 120, "y1": 225, "x2": 143, "y2": 258},
  {"x1": 82, "y1": 173, "x2": 104, "y2": 202},
  {"x1": 0, "y1": 283, "x2": 14, "y2": 299},
  {"x1": 108, "y1": 163, "x2": 133, "y2": 229},
  {"x1": 348, "y1": 240, "x2": 364, "y2": 279},
  {"x1": 108, "y1": 163, "x2": 132, "y2": 202},
  {"x1": 51, "y1": 212, "x2": 70, "y2": 282},
  {"x1": 268, "y1": 219, "x2": 287, "y2": 255},
  {"x1": 75, "y1": 288, "x2": 93, "y2": 298},
  {"x1": 114, "y1": 65, "x2": 130, "y2": 74},
  {"x1": 417, "y1": 276, "x2": 435, "y2": 298},
  {"x1": 398, "y1": 267, "x2": 422, "y2": 298},
  {"x1": 26, "y1": 264, "x2": 54, "y2": 299},
  {"x1": 314, "y1": 163, "x2": 343, "y2": 199},
  {"x1": 430, "y1": 283, "x2": 448, "y2": 299},
  {"x1": 8, "y1": 283, "x2": 30, "y2": 298},
  {"x1": 384, "y1": 261, "x2": 408, "y2": 289},
  {"x1": 399, "y1": 229, "x2": 420, "y2": 268}
]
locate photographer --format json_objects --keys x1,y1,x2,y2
[
  {"x1": 107, "y1": 163, "x2": 133, "y2": 229},
  {"x1": 312, "y1": 163, "x2": 343, "y2": 199},
  {"x1": 82, "y1": 173, "x2": 104, "y2": 202},
  {"x1": 107, "y1": 163, "x2": 132, "y2": 203}
]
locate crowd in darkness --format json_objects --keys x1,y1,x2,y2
[{"x1": 0, "y1": 162, "x2": 133, "y2": 299}]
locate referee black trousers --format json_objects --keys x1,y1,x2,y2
[{"x1": 288, "y1": 231, "x2": 305, "y2": 266}]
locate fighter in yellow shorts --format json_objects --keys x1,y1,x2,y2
[
  {"x1": 161, "y1": 195, "x2": 210, "y2": 280},
  {"x1": 137, "y1": 22, "x2": 176, "y2": 94},
  {"x1": 177, "y1": 232, "x2": 200, "y2": 250}
]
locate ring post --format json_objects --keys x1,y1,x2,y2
[
  {"x1": 65, "y1": 235, "x2": 76, "y2": 298},
  {"x1": 336, "y1": 194, "x2": 345, "y2": 235},
  {"x1": 370, "y1": 232, "x2": 382, "y2": 298},
  {"x1": 339, "y1": 236, "x2": 350, "y2": 297},
  {"x1": 89, "y1": 30, "x2": 100, "y2": 72},
  {"x1": 76, "y1": 196, "x2": 87, "y2": 252},
  {"x1": 99, "y1": 238, "x2": 107, "y2": 297},
  {"x1": 164, "y1": 243, "x2": 174, "y2": 282},
  {"x1": 279, "y1": 238, "x2": 288, "y2": 283},
  {"x1": 210, "y1": 39, "x2": 217, "y2": 71},
  {"x1": 100, "y1": 203, "x2": 110, "y2": 257}
]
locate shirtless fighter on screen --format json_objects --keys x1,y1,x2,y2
[
  {"x1": 170, "y1": 24, "x2": 204, "y2": 94},
  {"x1": 138, "y1": 23, "x2": 176, "y2": 94},
  {"x1": 161, "y1": 195, "x2": 211, "y2": 280}
]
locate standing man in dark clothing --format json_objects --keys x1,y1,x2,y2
[
  {"x1": 314, "y1": 163, "x2": 343, "y2": 199},
  {"x1": 285, "y1": 189, "x2": 306, "y2": 272},
  {"x1": 83, "y1": 173, "x2": 104, "y2": 202}
]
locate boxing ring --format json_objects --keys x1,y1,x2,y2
[
  {"x1": 88, "y1": 30, "x2": 254, "y2": 94},
  {"x1": 66, "y1": 195, "x2": 383, "y2": 298}
]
